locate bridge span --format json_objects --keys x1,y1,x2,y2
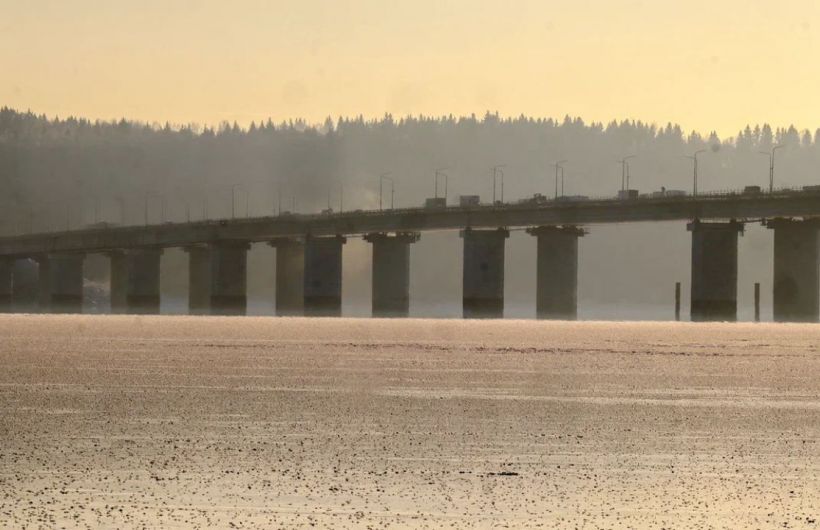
[{"x1": 1, "y1": 188, "x2": 819, "y2": 322}]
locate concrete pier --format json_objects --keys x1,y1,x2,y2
[
  {"x1": 0, "y1": 258, "x2": 12, "y2": 312},
  {"x1": 365, "y1": 232, "x2": 420, "y2": 317},
  {"x1": 12, "y1": 259, "x2": 39, "y2": 312},
  {"x1": 110, "y1": 249, "x2": 163, "y2": 314},
  {"x1": 209, "y1": 242, "x2": 249, "y2": 316},
  {"x1": 527, "y1": 226, "x2": 584, "y2": 320},
  {"x1": 186, "y1": 246, "x2": 212, "y2": 315},
  {"x1": 271, "y1": 239, "x2": 305, "y2": 316},
  {"x1": 688, "y1": 220, "x2": 743, "y2": 321},
  {"x1": 461, "y1": 228, "x2": 509, "y2": 319},
  {"x1": 36, "y1": 254, "x2": 85, "y2": 313},
  {"x1": 303, "y1": 236, "x2": 346, "y2": 317},
  {"x1": 768, "y1": 218, "x2": 820, "y2": 322}
]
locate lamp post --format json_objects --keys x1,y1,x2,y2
[
  {"x1": 552, "y1": 160, "x2": 567, "y2": 200},
  {"x1": 230, "y1": 184, "x2": 242, "y2": 219},
  {"x1": 759, "y1": 144, "x2": 784, "y2": 193},
  {"x1": 492, "y1": 165, "x2": 506, "y2": 204},
  {"x1": 560, "y1": 166, "x2": 566, "y2": 197},
  {"x1": 434, "y1": 168, "x2": 449, "y2": 203},
  {"x1": 684, "y1": 149, "x2": 707, "y2": 196},
  {"x1": 92, "y1": 196, "x2": 101, "y2": 224},
  {"x1": 618, "y1": 155, "x2": 636, "y2": 192},
  {"x1": 379, "y1": 173, "x2": 394, "y2": 210}
]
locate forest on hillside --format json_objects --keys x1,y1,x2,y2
[{"x1": 2, "y1": 107, "x2": 820, "y2": 235}]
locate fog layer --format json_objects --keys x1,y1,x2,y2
[{"x1": 2, "y1": 109, "x2": 817, "y2": 319}]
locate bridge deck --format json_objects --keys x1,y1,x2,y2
[{"x1": 2, "y1": 189, "x2": 820, "y2": 257}]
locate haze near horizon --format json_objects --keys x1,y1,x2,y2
[{"x1": 3, "y1": 0, "x2": 820, "y2": 135}]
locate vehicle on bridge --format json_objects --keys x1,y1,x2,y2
[
  {"x1": 516, "y1": 193, "x2": 549, "y2": 205},
  {"x1": 649, "y1": 188, "x2": 686, "y2": 198},
  {"x1": 459, "y1": 195, "x2": 480, "y2": 207},
  {"x1": 424, "y1": 197, "x2": 446, "y2": 209}
]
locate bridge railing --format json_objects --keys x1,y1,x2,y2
[{"x1": 2, "y1": 185, "x2": 819, "y2": 239}]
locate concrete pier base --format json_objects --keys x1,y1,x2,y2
[
  {"x1": 37, "y1": 254, "x2": 85, "y2": 313},
  {"x1": 365, "y1": 232, "x2": 420, "y2": 317},
  {"x1": 461, "y1": 228, "x2": 509, "y2": 319},
  {"x1": 186, "y1": 246, "x2": 212, "y2": 315},
  {"x1": 303, "y1": 236, "x2": 346, "y2": 317},
  {"x1": 110, "y1": 249, "x2": 163, "y2": 314},
  {"x1": 688, "y1": 220, "x2": 743, "y2": 322},
  {"x1": 767, "y1": 218, "x2": 820, "y2": 322},
  {"x1": 527, "y1": 226, "x2": 585, "y2": 320},
  {"x1": 0, "y1": 258, "x2": 12, "y2": 313},
  {"x1": 271, "y1": 239, "x2": 305, "y2": 316},
  {"x1": 209, "y1": 242, "x2": 249, "y2": 316}
]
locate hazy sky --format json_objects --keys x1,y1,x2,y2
[{"x1": 2, "y1": 0, "x2": 819, "y2": 135}]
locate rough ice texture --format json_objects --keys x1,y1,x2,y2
[{"x1": 0, "y1": 315, "x2": 818, "y2": 528}]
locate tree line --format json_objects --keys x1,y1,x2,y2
[{"x1": 2, "y1": 107, "x2": 819, "y2": 233}]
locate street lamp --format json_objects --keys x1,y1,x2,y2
[
  {"x1": 379, "y1": 173, "x2": 394, "y2": 210},
  {"x1": 759, "y1": 144, "x2": 784, "y2": 193},
  {"x1": 434, "y1": 168, "x2": 449, "y2": 203},
  {"x1": 229, "y1": 184, "x2": 250, "y2": 219},
  {"x1": 618, "y1": 155, "x2": 637, "y2": 192},
  {"x1": 683, "y1": 149, "x2": 707, "y2": 196},
  {"x1": 91, "y1": 196, "x2": 101, "y2": 224},
  {"x1": 552, "y1": 160, "x2": 567, "y2": 200},
  {"x1": 560, "y1": 166, "x2": 567, "y2": 197},
  {"x1": 230, "y1": 184, "x2": 242, "y2": 219},
  {"x1": 492, "y1": 165, "x2": 506, "y2": 204}
]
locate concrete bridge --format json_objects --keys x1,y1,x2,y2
[{"x1": 1, "y1": 188, "x2": 819, "y2": 321}]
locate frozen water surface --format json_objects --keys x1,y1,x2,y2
[{"x1": 0, "y1": 315, "x2": 818, "y2": 528}]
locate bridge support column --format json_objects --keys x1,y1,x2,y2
[
  {"x1": 768, "y1": 218, "x2": 820, "y2": 322},
  {"x1": 527, "y1": 226, "x2": 585, "y2": 320},
  {"x1": 186, "y1": 246, "x2": 211, "y2": 315},
  {"x1": 461, "y1": 228, "x2": 509, "y2": 319},
  {"x1": 271, "y1": 239, "x2": 305, "y2": 316},
  {"x1": 209, "y1": 242, "x2": 249, "y2": 316},
  {"x1": 688, "y1": 220, "x2": 743, "y2": 322},
  {"x1": 304, "y1": 236, "x2": 346, "y2": 317},
  {"x1": 365, "y1": 232, "x2": 420, "y2": 318},
  {"x1": 12, "y1": 259, "x2": 38, "y2": 312},
  {"x1": 36, "y1": 254, "x2": 85, "y2": 314},
  {"x1": 110, "y1": 249, "x2": 163, "y2": 314},
  {"x1": 0, "y1": 258, "x2": 12, "y2": 313}
]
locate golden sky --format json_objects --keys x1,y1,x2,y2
[{"x1": 2, "y1": 0, "x2": 819, "y2": 136}]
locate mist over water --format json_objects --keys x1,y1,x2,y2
[
  {"x1": 96, "y1": 222, "x2": 773, "y2": 321},
  {"x1": 0, "y1": 109, "x2": 808, "y2": 320}
]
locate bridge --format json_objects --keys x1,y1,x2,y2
[{"x1": 1, "y1": 188, "x2": 819, "y2": 321}]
